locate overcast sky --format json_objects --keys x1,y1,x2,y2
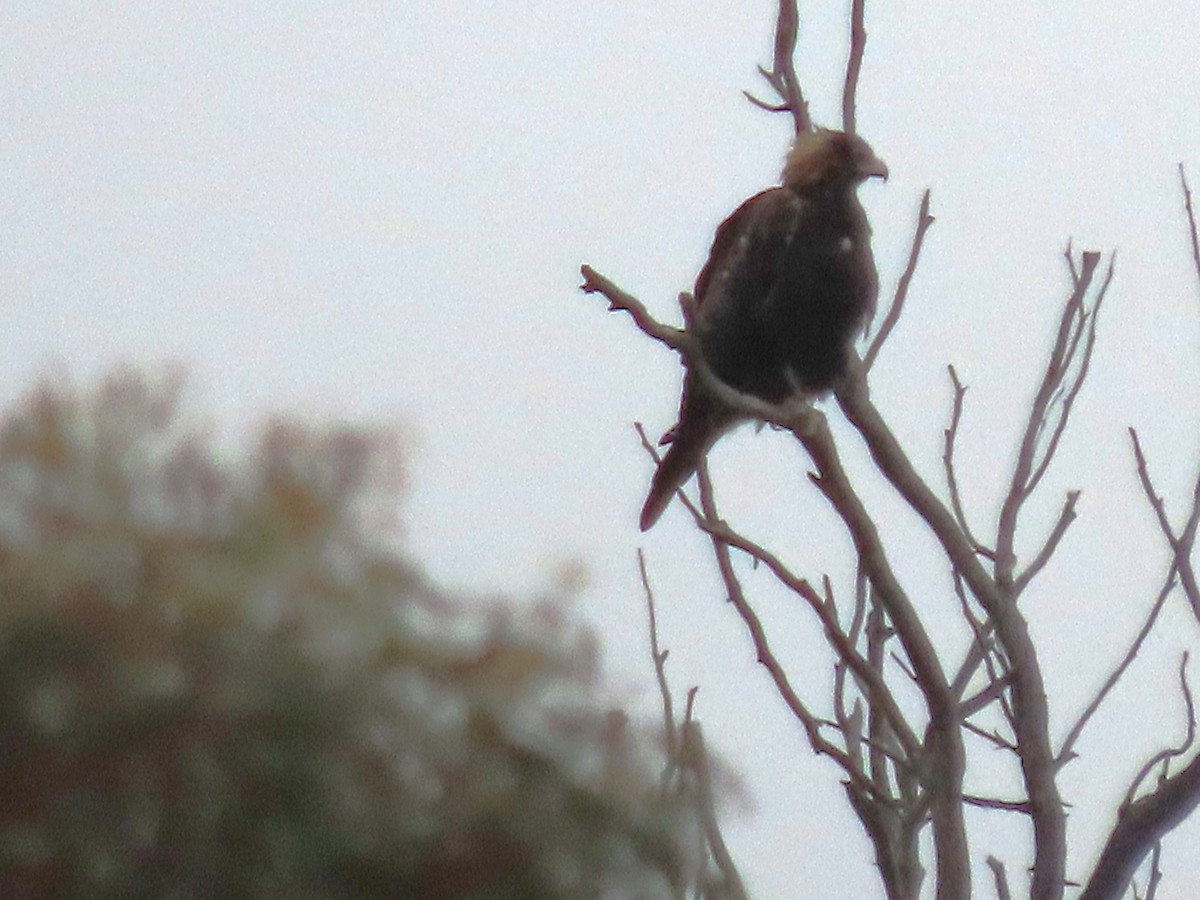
[{"x1": 4, "y1": 2, "x2": 1200, "y2": 897}]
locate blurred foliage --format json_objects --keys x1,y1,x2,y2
[{"x1": 0, "y1": 368, "x2": 707, "y2": 899}]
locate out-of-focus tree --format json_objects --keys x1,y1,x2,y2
[{"x1": 0, "y1": 368, "x2": 726, "y2": 899}]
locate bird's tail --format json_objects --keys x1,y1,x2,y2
[{"x1": 639, "y1": 390, "x2": 734, "y2": 531}]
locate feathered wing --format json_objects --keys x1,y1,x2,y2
[
  {"x1": 639, "y1": 190, "x2": 801, "y2": 531},
  {"x1": 700, "y1": 187, "x2": 873, "y2": 400}
]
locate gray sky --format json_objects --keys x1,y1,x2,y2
[{"x1": 4, "y1": 2, "x2": 1200, "y2": 896}]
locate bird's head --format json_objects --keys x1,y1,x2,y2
[{"x1": 781, "y1": 129, "x2": 888, "y2": 191}]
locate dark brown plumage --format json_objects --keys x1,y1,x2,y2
[{"x1": 640, "y1": 129, "x2": 887, "y2": 531}]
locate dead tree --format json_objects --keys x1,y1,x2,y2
[{"x1": 580, "y1": 2, "x2": 1200, "y2": 898}]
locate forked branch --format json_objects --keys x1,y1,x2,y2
[
  {"x1": 995, "y1": 248, "x2": 1114, "y2": 590},
  {"x1": 1079, "y1": 658, "x2": 1200, "y2": 900}
]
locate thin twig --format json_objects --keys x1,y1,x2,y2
[
  {"x1": 949, "y1": 569, "x2": 1007, "y2": 713},
  {"x1": 963, "y1": 719, "x2": 1018, "y2": 754},
  {"x1": 1057, "y1": 569, "x2": 1177, "y2": 768},
  {"x1": 1023, "y1": 256, "x2": 1115, "y2": 499},
  {"x1": 815, "y1": 716, "x2": 914, "y2": 772},
  {"x1": 1131, "y1": 427, "x2": 1200, "y2": 619},
  {"x1": 864, "y1": 190, "x2": 934, "y2": 367},
  {"x1": 580, "y1": 264, "x2": 687, "y2": 352},
  {"x1": 1180, "y1": 164, "x2": 1200, "y2": 290},
  {"x1": 1013, "y1": 491, "x2": 1080, "y2": 596},
  {"x1": 832, "y1": 577, "x2": 867, "y2": 773},
  {"x1": 954, "y1": 569, "x2": 1016, "y2": 728},
  {"x1": 1144, "y1": 838, "x2": 1163, "y2": 900},
  {"x1": 987, "y1": 856, "x2": 1015, "y2": 900},
  {"x1": 742, "y1": 91, "x2": 791, "y2": 113},
  {"x1": 864, "y1": 594, "x2": 898, "y2": 798},
  {"x1": 940, "y1": 365, "x2": 992, "y2": 556},
  {"x1": 638, "y1": 549, "x2": 679, "y2": 767},
  {"x1": 967, "y1": 796, "x2": 1031, "y2": 815}
]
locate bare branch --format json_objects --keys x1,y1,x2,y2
[
  {"x1": 1079, "y1": 657, "x2": 1200, "y2": 900},
  {"x1": 967, "y1": 797, "x2": 1031, "y2": 815},
  {"x1": 949, "y1": 570, "x2": 1010, "y2": 716},
  {"x1": 963, "y1": 719, "x2": 1018, "y2": 754},
  {"x1": 995, "y1": 249, "x2": 1111, "y2": 590},
  {"x1": 638, "y1": 549, "x2": 679, "y2": 768},
  {"x1": 864, "y1": 594, "x2": 904, "y2": 801},
  {"x1": 1023, "y1": 257, "x2": 1114, "y2": 498},
  {"x1": 864, "y1": 190, "x2": 935, "y2": 369},
  {"x1": 831, "y1": 575, "x2": 867, "y2": 772},
  {"x1": 1181, "y1": 164, "x2": 1200, "y2": 290},
  {"x1": 691, "y1": 460, "x2": 895, "y2": 790},
  {"x1": 579, "y1": 264, "x2": 687, "y2": 352},
  {"x1": 960, "y1": 672, "x2": 1016, "y2": 720},
  {"x1": 742, "y1": 90, "x2": 791, "y2": 114},
  {"x1": 1012, "y1": 491, "x2": 1080, "y2": 597},
  {"x1": 1121, "y1": 654, "x2": 1196, "y2": 812},
  {"x1": 768, "y1": 0, "x2": 811, "y2": 132},
  {"x1": 835, "y1": 371, "x2": 1066, "y2": 899},
  {"x1": 1057, "y1": 569, "x2": 1176, "y2": 768},
  {"x1": 987, "y1": 856, "x2": 1015, "y2": 900},
  {"x1": 815, "y1": 715, "x2": 914, "y2": 773},
  {"x1": 1076, "y1": 183, "x2": 1200, "y2": 897},
  {"x1": 1131, "y1": 428, "x2": 1200, "y2": 619},
  {"x1": 680, "y1": 721, "x2": 750, "y2": 900},
  {"x1": 849, "y1": 565, "x2": 871, "y2": 647},
  {"x1": 1144, "y1": 837, "x2": 1164, "y2": 900},
  {"x1": 941, "y1": 365, "x2": 995, "y2": 558},
  {"x1": 795, "y1": 397, "x2": 971, "y2": 896},
  {"x1": 842, "y1": 0, "x2": 867, "y2": 135},
  {"x1": 687, "y1": 460, "x2": 921, "y2": 759}
]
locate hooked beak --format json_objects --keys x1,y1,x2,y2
[{"x1": 862, "y1": 153, "x2": 889, "y2": 182}]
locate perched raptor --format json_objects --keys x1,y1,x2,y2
[{"x1": 640, "y1": 129, "x2": 887, "y2": 531}]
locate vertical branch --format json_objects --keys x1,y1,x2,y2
[
  {"x1": 842, "y1": 0, "x2": 868, "y2": 135},
  {"x1": 746, "y1": 0, "x2": 812, "y2": 131},
  {"x1": 638, "y1": 550, "x2": 679, "y2": 767},
  {"x1": 940, "y1": 364, "x2": 991, "y2": 555},
  {"x1": 773, "y1": 0, "x2": 811, "y2": 132},
  {"x1": 864, "y1": 599, "x2": 894, "y2": 796}
]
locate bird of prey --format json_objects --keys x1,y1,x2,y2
[{"x1": 640, "y1": 129, "x2": 887, "y2": 531}]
